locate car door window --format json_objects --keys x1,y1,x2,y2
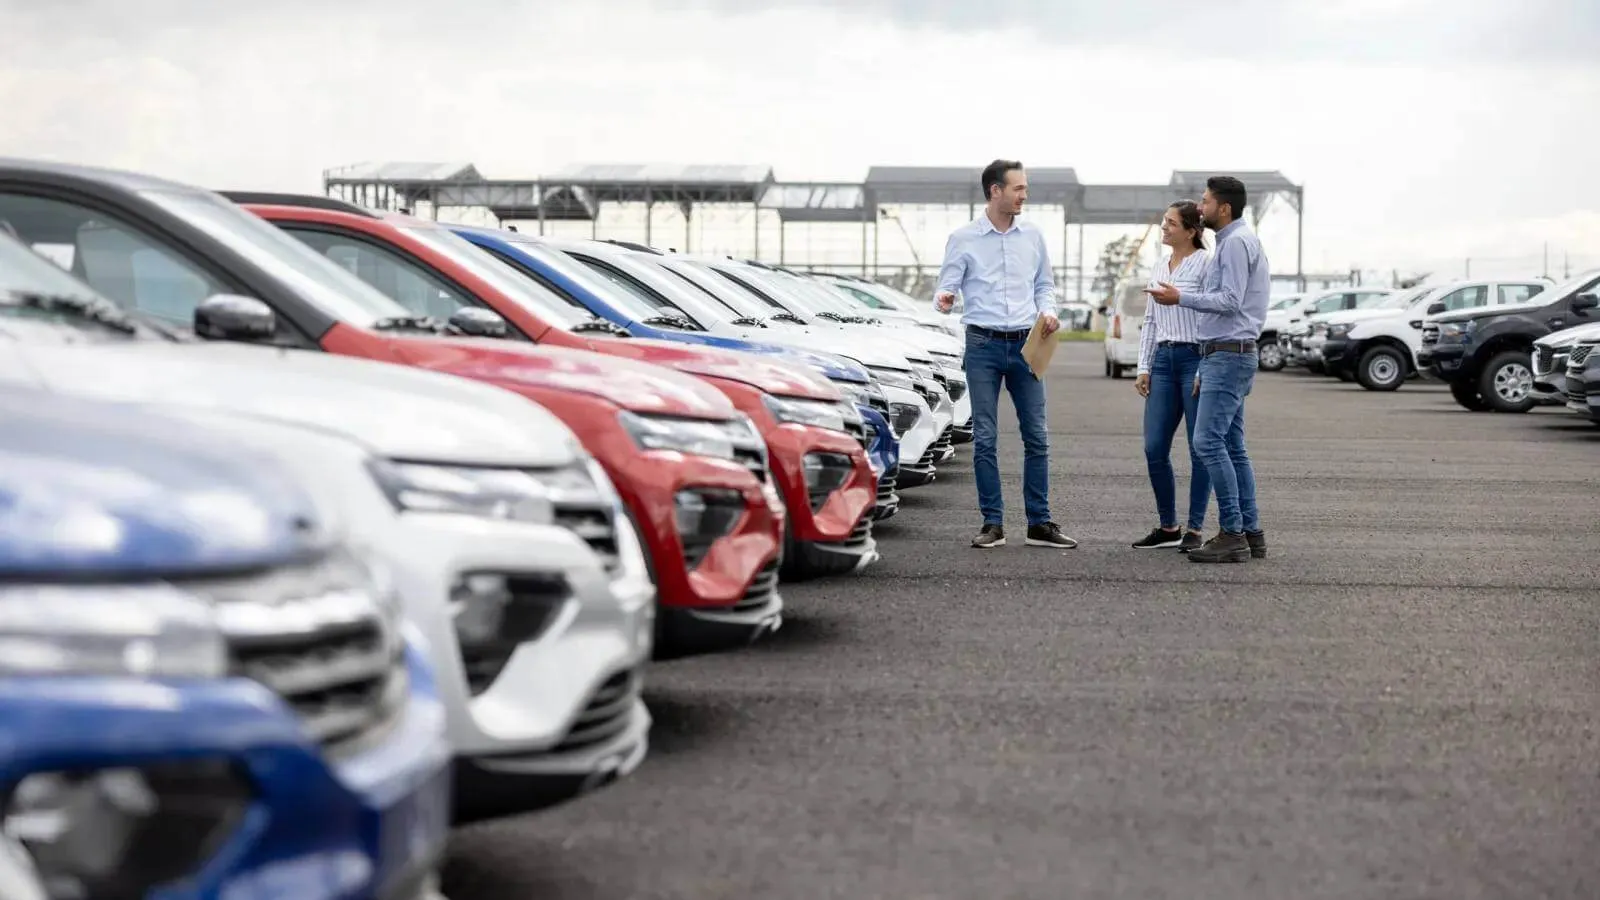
[
  {"x1": 1312, "y1": 294, "x2": 1347, "y2": 313},
  {"x1": 0, "y1": 191, "x2": 227, "y2": 328},
  {"x1": 1435, "y1": 285, "x2": 1489, "y2": 311},
  {"x1": 283, "y1": 227, "x2": 474, "y2": 321},
  {"x1": 1496, "y1": 283, "x2": 1542, "y2": 305}
]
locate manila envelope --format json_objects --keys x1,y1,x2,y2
[{"x1": 1020, "y1": 315, "x2": 1058, "y2": 379}]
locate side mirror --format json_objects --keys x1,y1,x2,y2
[
  {"x1": 194, "y1": 294, "x2": 275, "y2": 341},
  {"x1": 1571, "y1": 292, "x2": 1599, "y2": 312},
  {"x1": 447, "y1": 307, "x2": 509, "y2": 338},
  {"x1": 1426, "y1": 301, "x2": 1447, "y2": 315}
]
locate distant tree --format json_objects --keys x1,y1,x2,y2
[{"x1": 1092, "y1": 234, "x2": 1143, "y2": 306}]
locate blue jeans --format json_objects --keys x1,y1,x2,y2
[
  {"x1": 1192, "y1": 350, "x2": 1261, "y2": 534},
  {"x1": 964, "y1": 328, "x2": 1051, "y2": 527},
  {"x1": 1143, "y1": 343, "x2": 1210, "y2": 532}
]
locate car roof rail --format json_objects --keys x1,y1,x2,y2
[
  {"x1": 216, "y1": 191, "x2": 378, "y2": 217},
  {"x1": 602, "y1": 238, "x2": 663, "y2": 255}
]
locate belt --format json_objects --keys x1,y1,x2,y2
[
  {"x1": 966, "y1": 324, "x2": 1032, "y2": 341},
  {"x1": 1201, "y1": 340, "x2": 1257, "y2": 356},
  {"x1": 1158, "y1": 340, "x2": 1198, "y2": 348}
]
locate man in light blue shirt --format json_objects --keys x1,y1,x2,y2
[
  {"x1": 1146, "y1": 175, "x2": 1271, "y2": 563},
  {"x1": 934, "y1": 159, "x2": 1074, "y2": 551}
]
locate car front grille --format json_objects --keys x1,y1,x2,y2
[
  {"x1": 845, "y1": 417, "x2": 869, "y2": 451},
  {"x1": 551, "y1": 669, "x2": 641, "y2": 754},
  {"x1": 1421, "y1": 324, "x2": 1440, "y2": 346},
  {"x1": 732, "y1": 444, "x2": 767, "y2": 482},
  {"x1": 731, "y1": 558, "x2": 780, "y2": 613},
  {"x1": 554, "y1": 495, "x2": 620, "y2": 575},
  {"x1": 842, "y1": 513, "x2": 873, "y2": 551},
  {"x1": 931, "y1": 425, "x2": 954, "y2": 456},
  {"x1": 212, "y1": 557, "x2": 407, "y2": 758},
  {"x1": 1568, "y1": 344, "x2": 1594, "y2": 368},
  {"x1": 1534, "y1": 345, "x2": 1556, "y2": 375}
]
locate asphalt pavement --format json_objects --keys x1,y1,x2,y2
[{"x1": 443, "y1": 342, "x2": 1600, "y2": 900}]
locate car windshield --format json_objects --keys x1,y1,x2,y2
[
  {"x1": 0, "y1": 231, "x2": 168, "y2": 341},
  {"x1": 500, "y1": 240, "x2": 655, "y2": 321},
  {"x1": 140, "y1": 189, "x2": 411, "y2": 325},
  {"x1": 1269, "y1": 295, "x2": 1302, "y2": 311},
  {"x1": 1377, "y1": 287, "x2": 1430, "y2": 310},
  {"x1": 403, "y1": 226, "x2": 588, "y2": 328},
  {"x1": 827, "y1": 280, "x2": 891, "y2": 310},
  {"x1": 1537, "y1": 268, "x2": 1600, "y2": 303},
  {"x1": 698, "y1": 262, "x2": 807, "y2": 320},
  {"x1": 775, "y1": 271, "x2": 863, "y2": 316},
  {"x1": 556, "y1": 246, "x2": 715, "y2": 329},
  {"x1": 656, "y1": 259, "x2": 779, "y2": 322}
]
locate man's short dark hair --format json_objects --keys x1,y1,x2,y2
[
  {"x1": 981, "y1": 159, "x2": 1024, "y2": 201},
  {"x1": 1206, "y1": 175, "x2": 1248, "y2": 221}
]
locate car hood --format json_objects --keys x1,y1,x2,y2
[
  {"x1": 1535, "y1": 321, "x2": 1600, "y2": 348},
  {"x1": 0, "y1": 341, "x2": 583, "y2": 468},
  {"x1": 590, "y1": 335, "x2": 842, "y2": 401},
  {"x1": 1430, "y1": 298, "x2": 1551, "y2": 325},
  {"x1": 734, "y1": 325, "x2": 915, "y2": 370},
  {"x1": 0, "y1": 385, "x2": 325, "y2": 575},
  {"x1": 1322, "y1": 307, "x2": 1406, "y2": 325},
  {"x1": 693, "y1": 336, "x2": 870, "y2": 383},
  {"x1": 865, "y1": 320, "x2": 963, "y2": 356},
  {"x1": 386, "y1": 334, "x2": 738, "y2": 419}
]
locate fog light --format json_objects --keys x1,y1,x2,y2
[
  {"x1": 802, "y1": 452, "x2": 854, "y2": 513},
  {"x1": 4, "y1": 761, "x2": 249, "y2": 900},
  {"x1": 674, "y1": 489, "x2": 745, "y2": 568},
  {"x1": 450, "y1": 572, "x2": 568, "y2": 695}
]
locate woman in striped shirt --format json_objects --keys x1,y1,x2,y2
[{"x1": 1131, "y1": 200, "x2": 1214, "y2": 551}]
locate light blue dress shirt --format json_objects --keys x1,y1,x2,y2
[
  {"x1": 934, "y1": 215, "x2": 1055, "y2": 331},
  {"x1": 1178, "y1": 218, "x2": 1271, "y2": 342}
]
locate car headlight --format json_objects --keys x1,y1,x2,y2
[
  {"x1": 1327, "y1": 323, "x2": 1353, "y2": 337},
  {"x1": 0, "y1": 582, "x2": 228, "y2": 678},
  {"x1": 763, "y1": 394, "x2": 847, "y2": 433},
  {"x1": 1439, "y1": 321, "x2": 1474, "y2": 339},
  {"x1": 887, "y1": 402, "x2": 922, "y2": 437},
  {"x1": 831, "y1": 377, "x2": 887, "y2": 411},
  {"x1": 867, "y1": 366, "x2": 915, "y2": 389},
  {"x1": 369, "y1": 458, "x2": 608, "y2": 523},
  {"x1": 617, "y1": 410, "x2": 742, "y2": 460}
]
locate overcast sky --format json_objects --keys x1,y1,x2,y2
[{"x1": 3, "y1": 0, "x2": 1597, "y2": 278}]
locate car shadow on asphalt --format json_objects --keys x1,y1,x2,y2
[
  {"x1": 441, "y1": 830, "x2": 602, "y2": 900},
  {"x1": 637, "y1": 687, "x2": 747, "y2": 758}
]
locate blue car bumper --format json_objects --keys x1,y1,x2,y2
[
  {"x1": 0, "y1": 638, "x2": 452, "y2": 900},
  {"x1": 859, "y1": 405, "x2": 900, "y2": 521}
]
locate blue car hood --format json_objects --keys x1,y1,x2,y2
[
  {"x1": 0, "y1": 387, "x2": 325, "y2": 576},
  {"x1": 653, "y1": 331, "x2": 869, "y2": 383}
]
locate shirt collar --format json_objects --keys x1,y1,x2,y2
[
  {"x1": 976, "y1": 213, "x2": 1020, "y2": 236},
  {"x1": 1215, "y1": 218, "x2": 1245, "y2": 239}
]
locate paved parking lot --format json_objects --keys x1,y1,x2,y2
[{"x1": 442, "y1": 343, "x2": 1599, "y2": 900}]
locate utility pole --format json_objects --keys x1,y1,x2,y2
[
  {"x1": 1464, "y1": 258, "x2": 1471, "y2": 278},
  {"x1": 1543, "y1": 242, "x2": 1549, "y2": 278}
]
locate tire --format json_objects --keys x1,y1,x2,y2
[
  {"x1": 1336, "y1": 369, "x2": 1354, "y2": 382},
  {"x1": 1104, "y1": 357, "x2": 1112, "y2": 377},
  {"x1": 1449, "y1": 379, "x2": 1491, "y2": 411},
  {"x1": 1307, "y1": 359, "x2": 1325, "y2": 375},
  {"x1": 1477, "y1": 350, "x2": 1536, "y2": 413},
  {"x1": 1111, "y1": 363, "x2": 1125, "y2": 379},
  {"x1": 1356, "y1": 346, "x2": 1406, "y2": 391},
  {"x1": 1257, "y1": 338, "x2": 1285, "y2": 371}
]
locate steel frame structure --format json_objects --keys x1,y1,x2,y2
[{"x1": 323, "y1": 162, "x2": 1311, "y2": 297}]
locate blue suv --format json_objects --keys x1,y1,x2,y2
[{"x1": 0, "y1": 387, "x2": 452, "y2": 900}]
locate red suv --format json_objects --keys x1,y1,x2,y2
[
  {"x1": 0, "y1": 160, "x2": 783, "y2": 657},
  {"x1": 231, "y1": 195, "x2": 880, "y2": 582}
]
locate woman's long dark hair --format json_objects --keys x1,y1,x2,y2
[{"x1": 1169, "y1": 200, "x2": 1205, "y2": 251}]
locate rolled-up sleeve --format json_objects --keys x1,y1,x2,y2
[
  {"x1": 1179, "y1": 237, "x2": 1247, "y2": 315},
  {"x1": 934, "y1": 232, "x2": 966, "y2": 305}
]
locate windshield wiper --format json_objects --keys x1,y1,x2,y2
[
  {"x1": 816, "y1": 311, "x2": 872, "y2": 325},
  {"x1": 729, "y1": 316, "x2": 768, "y2": 328},
  {"x1": 572, "y1": 317, "x2": 631, "y2": 337},
  {"x1": 640, "y1": 315, "x2": 703, "y2": 331},
  {"x1": 371, "y1": 314, "x2": 449, "y2": 334},
  {"x1": 1, "y1": 290, "x2": 138, "y2": 335},
  {"x1": 771, "y1": 312, "x2": 808, "y2": 325}
]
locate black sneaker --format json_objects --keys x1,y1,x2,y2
[
  {"x1": 1246, "y1": 530, "x2": 1267, "y2": 559},
  {"x1": 1178, "y1": 530, "x2": 1205, "y2": 553},
  {"x1": 972, "y1": 524, "x2": 1005, "y2": 549},
  {"x1": 1188, "y1": 531, "x2": 1250, "y2": 563},
  {"x1": 1025, "y1": 522, "x2": 1078, "y2": 549},
  {"x1": 1132, "y1": 526, "x2": 1183, "y2": 549}
]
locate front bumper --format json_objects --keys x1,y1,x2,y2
[
  {"x1": 0, "y1": 641, "x2": 453, "y2": 900},
  {"x1": 747, "y1": 404, "x2": 877, "y2": 576},
  {"x1": 860, "y1": 405, "x2": 900, "y2": 520},
  {"x1": 1320, "y1": 336, "x2": 1356, "y2": 370},
  {"x1": 1418, "y1": 342, "x2": 1468, "y2": 379},
  {"x1": 884, "y1": 385, "x2": 939, "y2": 487},
  {"x1": 383, "y1": 509, "x2": 654, "y2": 818}
]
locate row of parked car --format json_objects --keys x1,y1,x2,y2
[
  {"x1": 0, "y1": 156, "x2": 974, "y2": 899},
  {"x1": 1251, "y1": 271, "x2": 1600, "y2": 422}
]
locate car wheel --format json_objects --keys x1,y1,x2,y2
[
  {"x1": 1356, "y1": 346, "x2": 1406, "y2": 391},
  {"x1": 1477, "y1": 350, "x2": 1536, "y2": 413},
  {"x1": 1449, "y1": 379, "x2": 1491, "y2": 411},
  {"x1": 1104, "y1": 357, "x2": 1112, "y2": 377},
  {"x1": 1307, "y1": 359, "x2": 1325, "y2": 375},
  {"x1": 1257, "y1": 339, "x2": 1285, "y2": 371},
  {"x1": 1111, "y1": 363, "x2": 1125, "y2": 379}
]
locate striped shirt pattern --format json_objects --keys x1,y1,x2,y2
[{"x1": 1138, "y1": 248, "x2": 1211, "y2": 374}]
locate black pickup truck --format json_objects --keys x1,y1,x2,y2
[{"x1": 1417, "y1": 269, "x2": 1600, "y2": 412}]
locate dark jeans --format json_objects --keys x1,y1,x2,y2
[
  {"x1": 1192, "y1": 350, "x2": 1261, "y2": 534},
  {"x1": 1143, "y1": 343, "x2": 1210, "y2": 532},
  {"x1": 965, "y1": 327, "x2": 1051, "y2": 527}
]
